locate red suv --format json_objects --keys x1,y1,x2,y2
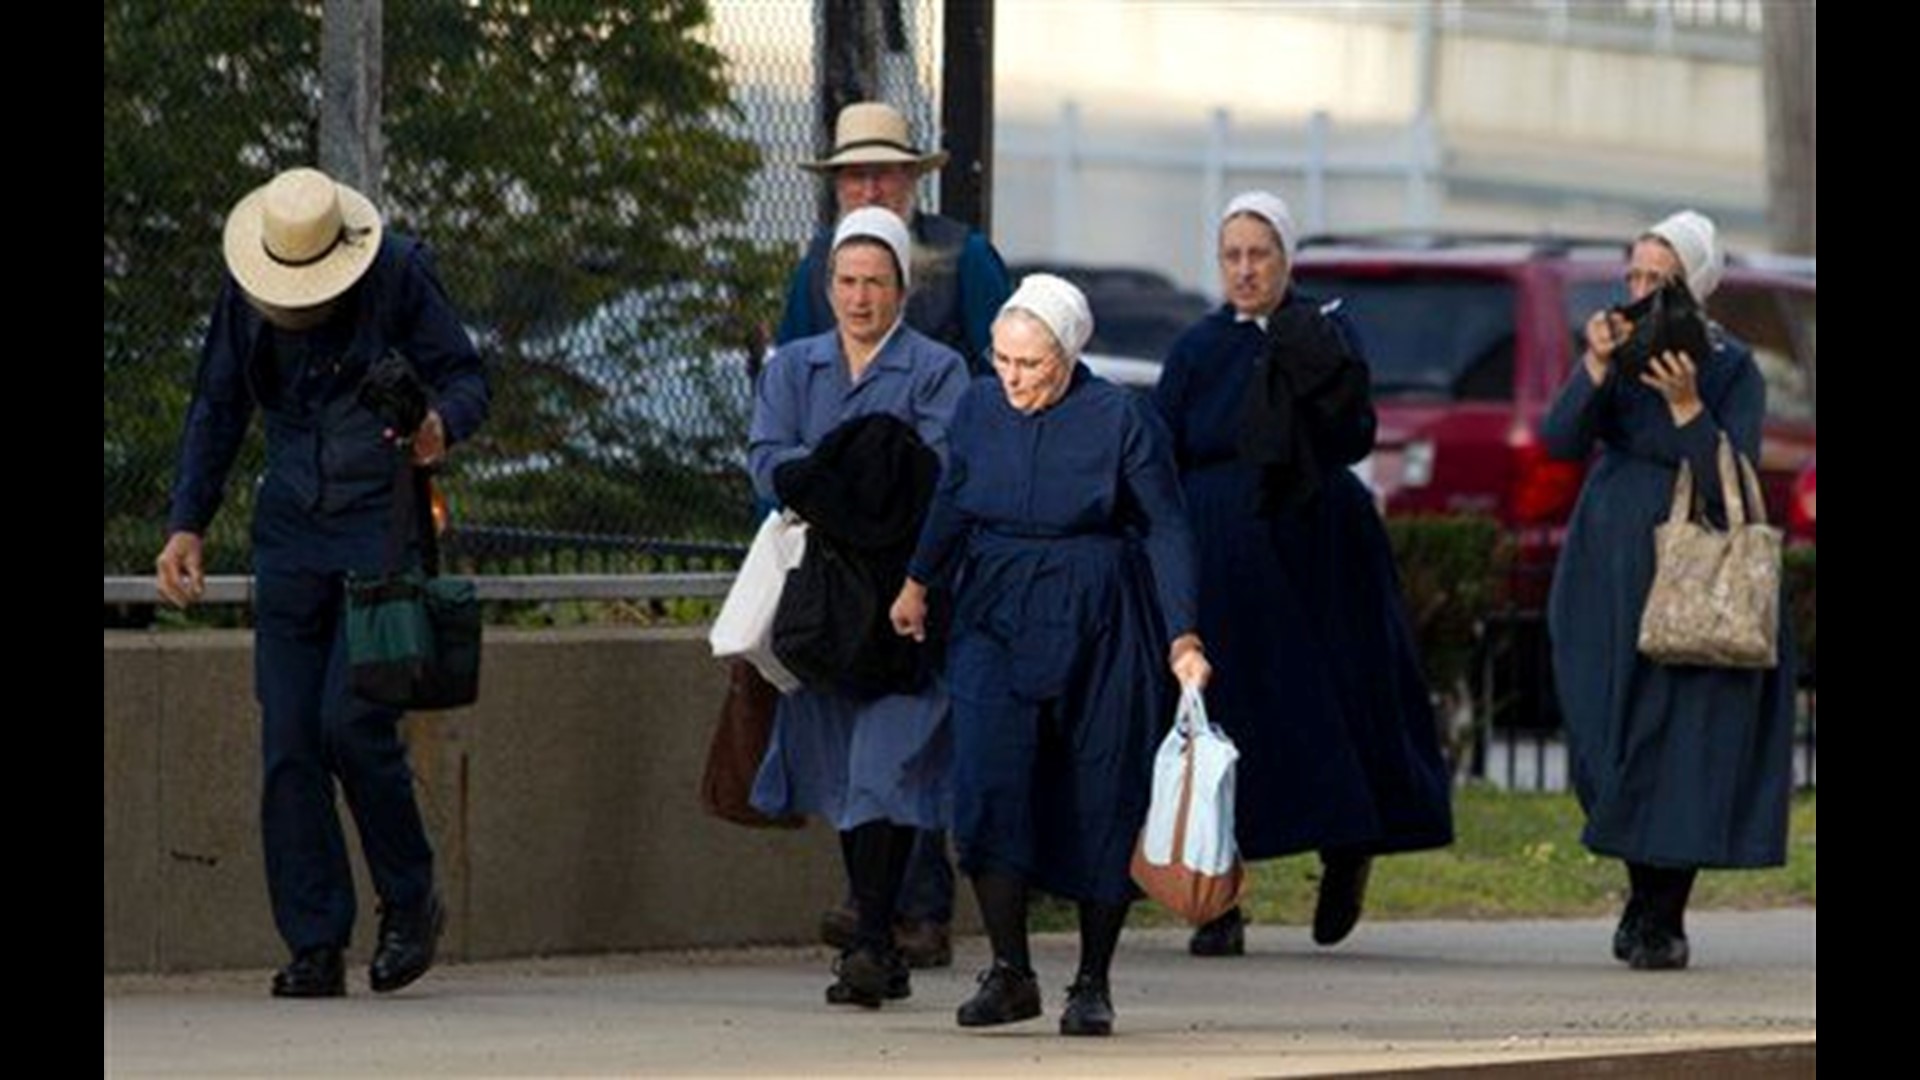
[{"x1": 1289, "y1": 235, "x2": 1817, "y2": 611}]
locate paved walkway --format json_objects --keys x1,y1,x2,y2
[{"x1": 105, "y1": 908, "x2": 1814, "y2": 1077}]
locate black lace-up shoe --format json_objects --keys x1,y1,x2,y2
[
  {"x1": 955, "y1": 960, "x2": 1042, "y2": 1027},
  {"x1": 825, "y1": 945, "x2": 910, "y2": 1007},
  {"x1": 1058, "y1": 976, "x2": 1114, "y2": 1036}
]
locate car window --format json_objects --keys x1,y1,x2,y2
[
  {"x1": 1710, "y1": 284, "x2": 1814, "y2": 425},
  {"x1": 1563, "y1": 280, "x2": 1620, "y2": 358},
  {"x1": 1296, "y1": 273, "x2": 1516, "y2": 401}
]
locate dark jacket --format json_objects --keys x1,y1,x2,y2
[
  {"x1": 772, "y1": 413, "x2": 941, "y2": 697},
  {"x1": 168, "y1": 234, "x2": 489, "y2": 536},
  {"x1": 1235, "y1": 292, "x2": 1374, "y2": 513}
]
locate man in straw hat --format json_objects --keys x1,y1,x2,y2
[
  {"x1": 778, "y1": 100, "x2": 1010, "y2": 376},
  {"x1": 155, "y1": 166, "x2": 489, "y2": 998},
  {"x1": 774, "y1": 101, "x2": 1010, "y2": 970}
]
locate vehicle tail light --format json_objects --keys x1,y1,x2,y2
[
  {"x1": 1789, "y1": 471, "x2": 1815, "y2": 540},
  {"x1": 1509, "y1": 425, "x2": 1584, "y2": 526}
]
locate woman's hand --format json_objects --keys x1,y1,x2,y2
[
  {"x1": 1641, "y1": 350, "x2": 1704, "y2": 427},
  {"x1": 1582, "y1": 310, "x2": 1630, "y2": 386},
  {"x1": 1169, "y1": 633, "x2": 1211, "y2": 690},
  {"x1": 890, "y1": 578, "x2": 929, "y2": 642}
]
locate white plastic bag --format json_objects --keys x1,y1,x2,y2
[
  {"x1": 1131, "y1": 684, "x2": 1244, "y2": 924},
  {"x1": 708, "y1": 509, "x2": 807, "y2": 693}
]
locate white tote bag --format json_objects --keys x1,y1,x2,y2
[
  {"x1": 708, "y1": 509, "x2": 807, "y2": 693},
  {"x1": 1130, "y1": 684, "x2": 1245, "y2": 925}
]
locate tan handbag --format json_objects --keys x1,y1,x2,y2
[{"x1": 1637, "y1": 433, "x2": 1783, "y2": 669}]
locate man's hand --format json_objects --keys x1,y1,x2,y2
[{"x1": 155, "y1": 532, "x2": 206, "y2": 609}]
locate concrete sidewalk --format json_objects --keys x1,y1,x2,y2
[{"x1": 104, "y1": 908, "x2": 1814, "y2": 1077}]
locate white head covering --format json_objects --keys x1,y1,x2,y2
[
  {"x1": 1644, "y1": 209, "x2": 1725, "y2": 301},
  {"x1": 832, "y1": 205, "x2": 912, "y2": 290},
  {"x1": 1000, "y1": 273, "x2": 1094, "y2": 360},
  {"x1": 1222, "y1": 190, "x2": 1298, "y2": 261}
]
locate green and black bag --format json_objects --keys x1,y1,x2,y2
[{"x1": 346, "y1": 454, "x2": 481, "y2": 709}]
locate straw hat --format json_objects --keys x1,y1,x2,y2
[
  {"x1": 801, "y1": 102, "x2": 949, "y2": 174},
  {"x1": 222, "y1": 167, "x2": 383, "y2": 309}
]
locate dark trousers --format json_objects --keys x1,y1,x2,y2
[{"x1": 254, "y1": 566, "x2": 434, "y2": 953}]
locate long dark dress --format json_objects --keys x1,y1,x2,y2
[
  {"x1": 1153, "y1": 299, "x2": 1453, "y2": 860},
  {"x1": 1543, "y1": 327, "x2": 1794, "y2": 868},
  {"x1": 909, "y1": 365, "x2": 1198, "y2": 904}
]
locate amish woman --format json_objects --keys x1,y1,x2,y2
[
  {"x1": 747, "y1": 206, "x2": 969, "y2": 1006},
  {"x1": 1151, "y1": 191, "x2": 1453, "y2": 958},
  {"x1": 1545, "y1": 210, "x2": 1795, "y2": 970},
  {"x1": 892, "y1": 274, "x2": 1210, "y2": 1037}
]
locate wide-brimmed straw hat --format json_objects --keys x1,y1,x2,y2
[
  {"x1": 801, "y1": 102, "x2": 949, "y2": 174},
  {"x1": 222, "y1": 167, "x2": 383, "y2": 309}
]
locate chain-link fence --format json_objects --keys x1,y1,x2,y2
[{"x1": 105, "y1": 0, "x2": 943, "y2": 579}]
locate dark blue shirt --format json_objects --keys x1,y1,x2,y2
[{"x1": 168, "y1": 235, "x2": 489, "y2": 536}]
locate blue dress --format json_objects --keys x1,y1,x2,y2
[
  {"x1": 909, "y1": 365, "x2": 1198, "y2": 903},
  {"x1": 746, "y1": 324, "x2": 970, "y2": 831},
  {"x1": 1153, "y1": 301, "x2": 1453, "y2": 860},
  {"x1": 1544, "y1": 328, "x2": 1795, "y2": 868}
]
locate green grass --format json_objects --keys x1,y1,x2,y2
[{"x1": 1033, "y1": 786, "x2": 1815, "y2": 930}]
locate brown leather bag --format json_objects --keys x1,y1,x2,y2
[{"x1": 699, "y1": 659, "x2": 806, "y2": 828}]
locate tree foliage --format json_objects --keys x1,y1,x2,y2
[{"x1": 105, "y1": 0, "x2": 785, "y2": 572}]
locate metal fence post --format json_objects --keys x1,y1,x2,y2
[
  {"x1": 1052, "y1": 99, "x2": 1080, "y2": 259},
  {"x1": 1305, "y1": 109, "x2": 1330, "y2": 235},
  {"x1": 320, "y1": 0, "x2": 383, "y2": 200},
  {"x1": 1201, "y1": 107, "x2": 1229, "y2": 300}
]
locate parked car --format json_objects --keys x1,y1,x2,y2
[{"x1": 1787, "y1": 454, "x2": 1815, "y2": 545}]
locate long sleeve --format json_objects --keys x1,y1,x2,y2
[
  {"x1": 396, "y1": 242, "x2": 489, "y2": 444},
  {"x1": 746, "y1": 349, "x2": 814, "y2": 503},
  {"x1": 1542, "y1": 363, "x2": 1612, "y2": 462},
  {"x1": 956, "y1": 232, "x2": 1012, "y2": 374},
  {"x1": 909, "y1": 347, "x2": 970, "y2": 468},
  {"x1": 1631, "y1": 345, "x2": 1766, "y2": 525},
  {"x1": 906, "y1": 387, "x2": 978, "y2": 586},
  {"x1": 1122, "y1": 397, "x2": 1199, "y2": 642},
  {"x1": 166, "y1": 281, "x2": 258, "y2": 535},
  {"x1": 1151, "y1": 335, "x2": 1195, "y2": 469}
]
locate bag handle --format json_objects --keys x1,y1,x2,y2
[
  {"x1": 1177, "y1": 683, "x2": 1212, "y2": 739},
  {"x1": 1670, "y1": 434, "x2": 1771, "y2": 532},
  {"x1": 382, "y1": 449, "x2": 441, "y2": 578},
  {"x1": 1710, "y1": 432, "x2": 1771, "y2": 530}
]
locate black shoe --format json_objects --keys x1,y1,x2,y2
[
  {"x1": 1058, "y1": 976, "x2": 1114, "y2": 1037},
  {"x1": 956, "y1": 960, "x2": 1042, "y2": 1028},
  {"x1": 370, "y1": 894, "x2": 446, "y2": 993},
  {"x1": 1313, "y1": 854, "x2": 1373, "y2": 946},
  {"x1": 825, "y1": 945, "x2": 910, "y2": 1008},
  {"x1": 894, "y1": 918, "x2": 953, "y2": 969},
  {"x1": 1628, "y1": 928, "x2": 1691, "y2": 971},
  {"x1": 819, "y1": 903, "x2": 858, "y2": 951},
  {"x1": 1188, "y1": 906, "x2": 1246, "y2": 957},
  {"x1": 271, "y1": 947, "x2": 345, "y2": 999},
  {"x1": 1612, "y1": 896, "x2": 1645, "y2": 963}
]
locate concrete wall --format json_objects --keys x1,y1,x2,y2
[{"x1": 103, "y1": 627, "x2": 871, "y2": 974}]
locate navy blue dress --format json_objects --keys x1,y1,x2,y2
[
  {"x1": 1544, "y1": 328, "x2": 1794, "y2": 868},
  {"x1": 909, "y1": 365, "x2": 1198, "y2": 904},
  {"x1": 1153, "y1": 301, "x2": 1453, "y2": 860}
]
